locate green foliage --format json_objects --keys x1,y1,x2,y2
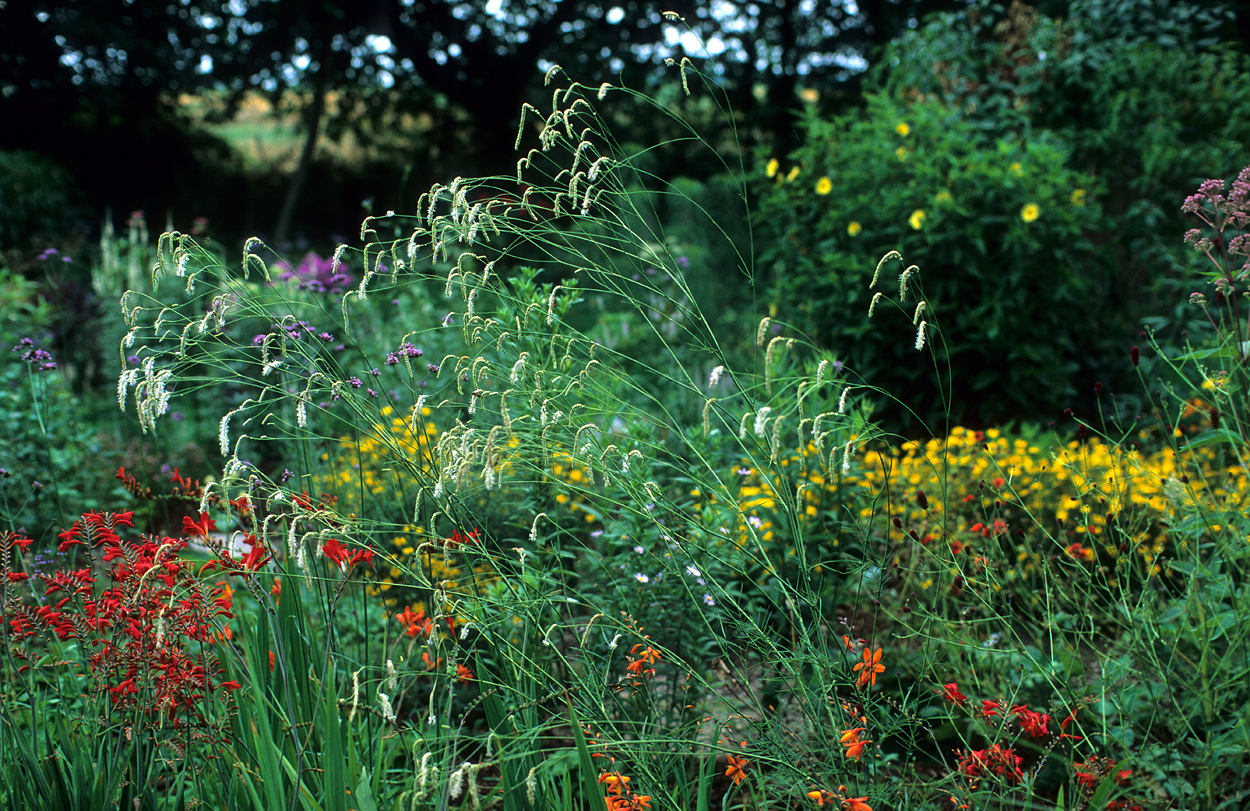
[
  {"x1": 0, "y1": 152, "x2": 84, "y2": 251},
  {"x1": 756, "y1": 94, "x2": 1100, "y2": 431},
  {"x1": 875, "y1": 0, "x2": 1250, "y2": 355}
]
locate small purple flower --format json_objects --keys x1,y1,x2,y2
[
  {"x1": 427, "y1": 363, "x2": 440, "y2": 373},
  {"x1": 633, "y1": 545, "x2": 645, "y2": 554},
  {"x1": 318, "y1": 332, "x2": 334, "y2": 342},
  {"x1": 385, "y1": 352, "x2": 399, "y2": 366},
  {"x1": 253, "y1": 334, "x2": 268, "y2": 346},
  {"x1": 676, "y1": 256, "x2": 689, "y2": 268},
  {"x1": 171, "y1": 411, "x2": 185, "y2": 422},
  {"x1": 368, "y1": 367, "x2": 381, "y2": 377},
  {"x1": 367, "y1": 388, "x2": 378, "y2": 397},
  {"x1": 442, "y1": 313, "x2": 455, "y2": 326},
  {"x1": 702, "y1": 593, "x2": 715, "y2": 606},
  {"x1": 348, "y1": 376, "x2": 363, "y2": 388},
  {"x1": 280, "y1": 468, "x2": 294, "y2": 483},
  {"x1": 127, "y1": 355, "x2": 140, "y2": 365}
]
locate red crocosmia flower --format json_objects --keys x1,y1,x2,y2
[
  {"x1": 268, "y1": 650, "x2": 275, "y2": 670},
  {"x1": 4, "y1": 533, "x2": 33, "y2": 551},
  {"x1": 239, "y1": 537, "x2": 272, "y2": 571},
  {"x1": 981, "y1": 699, "x2": 1004, "y2": 718},
  {"x1": 958, "y1": 744, "x2": 1024, "y2": 783},
  {"x1": 444, "y1": 528, "x2": 482, "y2": 549},
  {"x1": 456, "y1": 663, "x2": 474, "y2": 684},
  {"x1": 1013, "y1": 706, "x2": 1051, "y2": 738},
  {"x1": 322, "y1": 538, "x2": 348, "y2": 567},
  {"x1": 6, "y1": 572, "x2": 29, "y2": 582},
  {"x1": 57, "y1": 523, "x2": 84, "y2": 552},
  {"x1": 229, "y1": 495, "x2": 251, "y2": 516},
  {"x1": 724, "y1": 754, "x2": 748, "y2": 785},
  {"x1": 941, "y1": 682, "x2": 968, "y2": 706},
  {"x1": 183, "y1": 513, "x2": 217, "y2": 539},
  {"x1": 322, "y1": 539, "x2": 372, "y2": 572}
]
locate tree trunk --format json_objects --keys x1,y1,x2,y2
[{"x1": 274, "y1": 71, "x2": 327, "y2": 245}]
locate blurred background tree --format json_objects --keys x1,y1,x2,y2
[
  {"x1": 2, "y1": 0, "x2": 1250, "y2": 433},
  {"x1": 0, "y1": 0, "x2": 964, "y2": 247}
]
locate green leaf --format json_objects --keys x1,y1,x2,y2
[{"x1": 1180, "y1": 428, "x2": 1243, "y2": 451}]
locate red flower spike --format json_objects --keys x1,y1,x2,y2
[
  {"x1": 940, "y1": 682, "x2": 968, "y2": 707},
  {"x1": 183, "y1": 513, "x2": 217, "y2": 540}
]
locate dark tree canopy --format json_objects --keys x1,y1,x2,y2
[{"x1": 0, "y1": 0, "x2": 965, "y2": 243}]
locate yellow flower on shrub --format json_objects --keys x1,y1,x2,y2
[
  {"x1": 786, "y1": 165, "x2": 800, "y2": 182},
  {"x1": 815, "y1": 177, "x2": 832, "y2": 195},
  {"x1": 896, "y1": 122, "x2": 910, "y2": 136},
  {"x1": 766, "y1": 158, "x2": 779, "y2": 178},
  {"x1": 909, "y1": 209, "x2": 926, "y2": 230},
  {"x1": 896, "y1": 146, "x2": 909, "y2": 162},
  {"x1": 1009, "y1": 162, "x2": 1023, "y2": 176},
  {"x1": 847, "y1": 221, "x2": 862, "y2": 237},
  {"x1": 1021, "y1": 203, "x2": 1040, "y2": 223},
  {"x1": 1071, "y1": 188, "x2": 1087, "y2": 206}
]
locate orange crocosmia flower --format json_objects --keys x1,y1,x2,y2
[
  {"x1": 840, "y1": 728, "x2": 869, "y2": 761},
  {"x1": 456, "y1": 663, "x2": 474, "y2": 683},
  {"x1": 396, "y1": 605, "x2": 434, "y2": 637},
  {"x1": 844, "y1": 796, "x2": 873, "y2": 811},
  {"x1": 725, "y1": 754, "x2": 748, "y2": 785},
  {"x1": 630, "y1": 644, "x2": 661, "y2": 664},
  {"x1": 808, "y1": 789, "x2": 833, "y2": 806},
  {"x1": 599, "y1": 773, "x2": 630, "y2": 796},
  {"x1": 853, "y1": 647, "x2": 884, "y2": 688},
  {"x1": 626, "y1": 645, "x2": 662, "y2": 679}
]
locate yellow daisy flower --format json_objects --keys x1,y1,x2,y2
[
  {"x1": 1071, "y1": 188, "x2": 1086, "y2": 206},
  {"x1": 766, "y1": 158, "x2": 779, "y2": 178},
  {"x1": 909, "y1": 209, "x2": 926, "y2": 230},
  {"x1": 847, "y1": 221, "x2": 862, "y2": 237},
  {"x1": 896, "y1": 122, "x2": 910, "y2": 136},
  {"x1": 815, "y1": 176, "x2": 832, "y2": 195},
  {"x1": 1021, "y1": 203, "x2": 1040, "y2": 223}
]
